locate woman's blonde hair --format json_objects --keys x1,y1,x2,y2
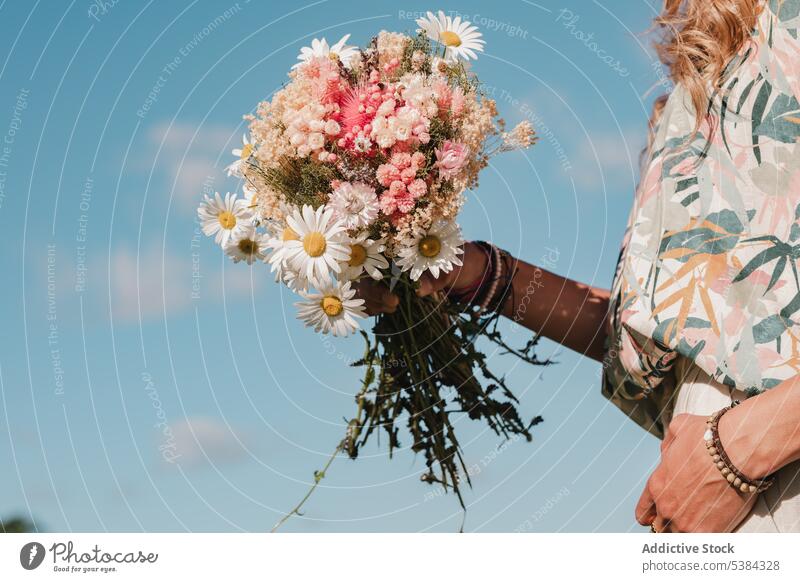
[{"x1": 650, "y1": 0, "x2": 762, "y2": 135}]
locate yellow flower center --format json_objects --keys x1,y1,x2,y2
[
  {"x1": 320, "y1": 295, "x2": 343, "y2": 317},
  {"x1": 328, "y1": 52, "x2": 339, "y2": 61},
  {"x1": 282, "y1": 226, "x2": 300, "y2": 241},
  {"x1": 418, "y1": 235, "x2": 441, "y2": 258},
  {"x1": 440, "y1": 31, "x2": 462, "y2": 47},
  {"x1": 237, "y1": 238, "x2": 257, "y2": 255},
  {"x1": 240, "y1": 143, "x2": 253, "y2": 160},
  {"x1": 218, "y1": 211, "x2": 237, "y2": 230},
  {"x1": 348, "y1": 244, "x2": 367, "y2": 267},
  {"x1": 303, "y1": 231, "x2": 327, "y2": 257}
]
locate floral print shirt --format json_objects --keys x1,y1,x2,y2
[{"x1": 602, "y1": 0, "x2": 800, "y2": 438}]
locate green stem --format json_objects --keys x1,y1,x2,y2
[
  {"x1": 270, "y1": 443, "x2": 342, "y2": 533},
  {"x1": 271, "y1": 372, "x2": 372, "y2": 532}
]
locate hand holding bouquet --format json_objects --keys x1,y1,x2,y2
[{"x1": 197, "y1": 11, "x2": 543, "y2": 526}]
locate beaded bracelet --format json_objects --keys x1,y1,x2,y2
[
  {"x1": 447, "y1": 242, "x2": 517, "y2": 315},
  {"x1": 486, "y1": 249, "x2": 517, "y2": 314},
  {"x1": 477, "y1": 243, "x2": 503, "y2": 312},
  {"x1": 704, "y1": 403, "x2": 774, "y2": 495},
  {"x1": 448, "y1": 241, "x2": 498, "y2": 313}
]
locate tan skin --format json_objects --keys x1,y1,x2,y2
[{"x1": 357, "y1": 242, "x2": 800, "y2": 532}]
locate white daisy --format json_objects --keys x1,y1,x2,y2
[
  {"x1": 416, "y1": 11, "x2": 484, "y2": 62},
  {"x1": 224, "y1": 227, "x2": 269, "y2": 264},
  {"x1": 293, "y1": 34, "x2": 359, "y2": 69},
  {"x1": 226, "y1": 134, "x2": 253, "y2": 177},
  {"x1": 281, "y1": 266, "x2": 312, "y2": 293},
  {"x1": 197, "y1": 192, "x2": 253, "y2": 246},
  {"x1": 284, "y1": 204, "x2": 349, "y2": 285},
  {"x1": 341, "y1": 235, "x2": 389, "y2": 281},
  {"x1": 295, "y1": 280, "x2": 366, "y2": 337},
  {"x1": 395, "y1": 219, "x2": 464, "y2": 281},
  {"x1": 327, "y1": 181, "x2": 380, "y2": 230},
  {"x1": 265, "y1": 221, "x2": 299, "y2": 280}
]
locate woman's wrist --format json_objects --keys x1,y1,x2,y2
[
  {"x1": 718, "y1": 378, "x2": 800, "y2": 479},
  {"x1": 718, "y1": 410, "x2": 776, "y2": 480},
  {"x1": 448, "y1": 241, "x2": 490, "y2": 293}
]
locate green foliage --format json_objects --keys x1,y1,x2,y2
[
  {"x1": 346, "y1": 278, "x2": 548, "y2": 507},
  {"x1": 1, "y1": 516, "x2": 36, "y2": 533},
  {"x1": 254, "y1": 157, "x2": 341, "y2": 208},
  {"x1": 399, "y1": 32, "x2": 433, "y2": 76},
  {"x1": 448, "y1": 61, "x2": 480, "y2": 94}
]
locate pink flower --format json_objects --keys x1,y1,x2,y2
[
  {"x1": 389, "y1": 180, "x2": 406, "y2": 196},
  {"x1": 400, "y1": 167, "x2": 417, "y2": 183},
  {"x1": 379, "y1": 189, "x2": 414, "y2": 214},
  {"x1": 379, "y1": 179, "x2": 419, "y2": 215},
  {"x1": 396, "y1": 194, "x2": 415, "y2": 213},
  {"x1": 378, "y1": 150, "x2": 428, "y2": 189},
  {"x1": 431, "y1": 78, "x2": 453, "y2": 112},
  {"x1": 376, "y1": 163, "x2": 400, "y2": 187},
  {"x1": 450, "y1": 87, "x2": 466, "y2": 117},
  {"x1": 435, "y1": 141, "x2": 469, "y2": 179},
  {"x1": 390, "y1": 152, "x2": 411, "y2": 168},
  {"x1": 407, "y1": 178, "x2": 427, "y2": 198}
]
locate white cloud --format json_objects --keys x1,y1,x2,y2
[
  {"x1": 146, "y1": 121, "x2": 244, "y2": 210},
  {"x1": 107, "y1": 244, "x2": 191, "y2": 322},
  {"x1": 87, "y1": 242, "x2": 262, "y2": 323},
  {"x1": 569, "y1": 128, "x2": 644, "y2": 192},
  {"x1": 510, "y1": 89, "x2": 646, "y2": 195},
  {"x1": 163, "y1": 416, "x2": 249, "y2": 468}
]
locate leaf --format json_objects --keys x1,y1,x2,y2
[
  {"x1": 675, "y1": 177, "x2": 699, "y2": 192},
  {"x1": 770, "y1": 0, "x2": 800, "y2": 24},
  {"x1": 681, "y1": 191, "x2": 700, "y2": 207},
  {"x1": 780, "y1": 292, "x2": 800, "y2": 318},
  {"x1": 767, "y1": 255, "x2": 788, "y2": 292},
  {"x1": 751, "y1": 80, "x2": 772, "y2": 164},
  {"x1": 652, "y1": 278, "x2": 697, "y2": 342},
  {"x1": 656, "y1": 253, "x2": 705, "y2": 292},
  {"x1": 720, "y1": 79, "x2": 736, "y2": 155},
  {"x1": 732, "y1": 245, "x2": 784, "y2": 282},
  {"x1": 698, "y1": 286, "x2": 720, "y2": 336},
  {"x1": 660, "y1": 227, "x2": 739, "y2": 258},
  {"x1": 652, "y1": 285, "x2": 692, "y2": 317},
  {"x1": 754, "y1": 93, "x2": 800, "y2": 143},
  {"x1": 735, "y1": 77, "x2": 757, "y2": 115},
  {"x1": 706, "y1": 209, "x2": 745, "y2": 234},
  {"x1": 753, "y1": 314, "x2": 793, "y2": 344}
]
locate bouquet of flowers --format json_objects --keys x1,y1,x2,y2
[{"x1": 198, "y1": 11, "x2": 543, "y2": 524}]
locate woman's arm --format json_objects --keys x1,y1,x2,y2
[
  {"x1": 493, "y1": 250, "x2": 610, "y2": 362},
  {"x1": 357, "y1": 241, "x2": 611, "y2": 361},
  {"x1": 719, "y1": 375, "x2": 800, "y2": 480},
  {"x1": 636, "y1": 374, "x2": 800, "y2": 532}
]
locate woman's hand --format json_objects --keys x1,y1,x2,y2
[
  {"x1": 635, "y1": 413, "x2": 756, "y2": 532},
  {"x1": 355, "y1": 241, "x2": 488, "y2": 315},
  {"x1": 355, "y1": 239, "x2": 613, "y2": 361}
]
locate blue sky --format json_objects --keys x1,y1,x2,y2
[{"x1": 0, "y1": 0, "x2": 666, "y2": 532}]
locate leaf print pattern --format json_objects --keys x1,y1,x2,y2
[{"x1": 602, "y1": 3, "x2": 800, "y2": 438}]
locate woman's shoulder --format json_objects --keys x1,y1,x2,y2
[{"x1": 647, "y1": 1, "x2": 800, "y2": 170}]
